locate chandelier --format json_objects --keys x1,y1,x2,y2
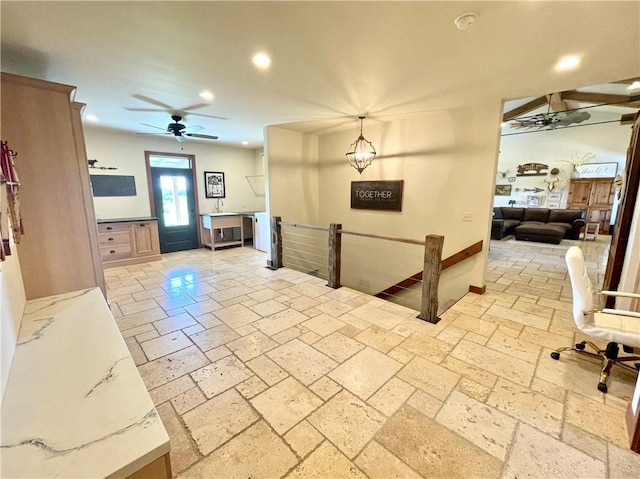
[{"x1": 346, "y1": 116, "x2": 376, "y2": 174}]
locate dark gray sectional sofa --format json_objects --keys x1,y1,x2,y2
[{"x1": 491, "y1": 207, "x2": 586, "y2": 244}]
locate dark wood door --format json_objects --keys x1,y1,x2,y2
[{"x1": 603, "y1": 113, "x2": 640, "y2": 303}]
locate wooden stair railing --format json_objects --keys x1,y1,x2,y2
[{"x1": 375, "y1": 240, "x2": 483, "y2": 299}]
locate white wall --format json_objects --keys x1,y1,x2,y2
[
  {"x1": 495, "y1": 121, "x2": 631, "y2": 208},
  {"x1": 84, "y1": 127, "x2": 264, "y2": 219},
  {"x1": 1, "y1": 240, "x2": 26, "y2": 405}
]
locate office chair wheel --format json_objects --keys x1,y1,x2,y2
[
  {"x1": 597, "y1": 382, "x2": 608, "y2": 393},
  {"x1": 550, "y1": 352, "x2": 560, "y2": 360},
  {"x1": 575, "y1": 342, "x2": 586, "y2": 351}
]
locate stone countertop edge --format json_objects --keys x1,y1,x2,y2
[
  {"x1": 0, "y1": 287, "x2": 170, "y2": 478},
  {"x1": 97, "y1": 217, "x2": 158, "y2": 224}
]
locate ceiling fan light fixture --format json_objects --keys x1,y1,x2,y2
[
  {"x1": 628, "y1": 81, "x2": 640, "y2": 91},
  {"x1": 346, "y1": 116, "x2": 376, "y2": 174},
  {"x1": 252, "y1": 52, "x2": 272, "y2": 70},
  {"x1": 454, "y1": 12, "x2": 477, "y2": 30},
  {"x1": 555, "y1": 55, "x2": 581, "y2": 72},
  {"x1": 199, "y1": 90, "x2": 214, "y2": 101}
]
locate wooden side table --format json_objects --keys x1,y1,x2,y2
[{"x1": 583, "y1": 222, "x2": 600, "y2": 241}]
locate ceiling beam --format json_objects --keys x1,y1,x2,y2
[
  {"x1": 610, "y1": 77, "x2": 640, "y2": 85},
  {"x1": 561, "y1": 90, "x2": 639, "y2": 107},
  {"x1": 621, "y1": 112, "x2": 638, "y2": 125},
  {"x1": 502, "y1": 96, "x2": 548, "y2": 121}
]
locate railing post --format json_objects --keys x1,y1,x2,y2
[
  {"x1": 418, "y1": 234, "x2": 444, "y2": 323},
  {"x1": 269, "y1": 216, "x2": 282, "y2": 270},
  {"x1": 327, "y1": 223, "x2": 342, "y2": 288}
]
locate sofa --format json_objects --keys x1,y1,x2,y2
[{"x1": 491, "y1": 207, "x2": 585, "y2": 244}]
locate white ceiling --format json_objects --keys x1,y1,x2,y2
[{"x1": 1, "y1": 1, "x2": 639, "y2": 149}]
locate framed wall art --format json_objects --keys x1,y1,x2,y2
[
  {"x1": 204, "y1": 171, "x2": 225, "y2": 198},
  {"x1": 494, "y1": 184, "x2": 512, "y2": 196}
]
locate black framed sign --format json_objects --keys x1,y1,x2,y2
[
  {"x1": 351, "y1": 180, "x2": 403, "y2": 211},
  {"x1": 204, "y1": 171, "x2": 225, "y2": 198}
]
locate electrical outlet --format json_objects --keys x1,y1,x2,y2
[{"x1": 462, "y1": 212, "x2": 473, "y2": 222}]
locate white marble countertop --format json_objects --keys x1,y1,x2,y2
[{"x1": 1, "y1": 288, "x2": 169, "y2": 478}]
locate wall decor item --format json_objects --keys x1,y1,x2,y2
[
  {"x1": 90, "y1": 175, "x2": 137, "y2": 197},
  {"x1": 88, "y1": 159, "x2": 117, "y2": 170},
  {"x1": 508, "y1": 177, "x2": 516, "y2": 182},
  {"x1": 527, "y1": 195, "x2": 542, "y2": 206},
  {"x1": 351, "y1": 180, "x2": 403, "y2": 211},
  {"x1": 204, "y1": 171, "x2": 225, "y2": 198},
  {"x1": 575, "y1": 162, "x2": 618, "y2": 178},
  {"x1": 516, "y1": 163, "x2": 549, "y2": 176},
  {"x1": 494, "y1": 184, "x2": 512, "y2": 196}
]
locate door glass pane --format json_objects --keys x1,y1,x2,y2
[
  {"x1": 150, "y1": 156, "x2": 191, "y2": 169},
  {"x1": 160, "y1": 175, "x2": 189, "y2": 226}
]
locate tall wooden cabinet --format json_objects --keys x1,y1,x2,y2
[
  {"x1": 0, "y1": 73, "x2": 105, "y2": 298},
  {"x1": 567, "y1": 178, "x2": 616, "y2": 234}
]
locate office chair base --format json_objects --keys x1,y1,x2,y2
[{"x1": 550, "y1": 341, "x2": 640, "y2": 393}]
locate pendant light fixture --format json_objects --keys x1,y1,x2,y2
[{"x1": 346, "y1": 116, "x2": 376, "y2": 174}]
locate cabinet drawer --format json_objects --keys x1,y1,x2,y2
[
  {"x1": 100, "y1": 244, "x2": 132, "y2": 262},
  {"x1": 98, "y1": 222, "x2": 130, "y2": 233},
  {"x1": 98, "y1": 231, "x2": 131, "y2": 246}
]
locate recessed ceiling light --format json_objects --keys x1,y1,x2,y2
[
  {"x1": 252, "y1": 52, "x2": 272, "y2": 70},
  {"x1": 199, "y1": 90, "x2": 214, "y2": 101},
  {"x1": 85, "y1": 114, "x2": 99, "y2": 122},
  {"x1": 555, "y1": 55, "x2": 581, "y2": 72},
  {"x1": 628, "y1": 81, "x2": 640, "y2": 91},
  {"x1": 242, "y1": 141, "x2": 249, "y2": 146}
]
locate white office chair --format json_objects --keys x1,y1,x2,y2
[{"x1": 551, "y1": 246, "x2": 640, "y2": 393}]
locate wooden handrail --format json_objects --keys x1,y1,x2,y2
[
  {"x1": 375, "y1": 240, "x2": 483, "y2": 299},
  {"x1": 338, "y1": 229, "x2": 425, "y2": 246}
]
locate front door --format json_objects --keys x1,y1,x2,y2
[{"x1": 150, "y1": 166, "x2": 198, "y2": 253}]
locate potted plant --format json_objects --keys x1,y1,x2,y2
[{"x1": 508, "y1": 199, "x2": 516, "y2": 207}]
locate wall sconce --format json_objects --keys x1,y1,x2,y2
[{"x1": 346, "y1": 116, "x2": 376, "y2": 174}]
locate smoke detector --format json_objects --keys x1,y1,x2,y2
[{"x1": 454, "y1": 12, "x2": 477, "y2": 30}]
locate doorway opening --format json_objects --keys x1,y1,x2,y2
[{"x1": 145, "y1": 151, "x2": 200, "y2": 253}]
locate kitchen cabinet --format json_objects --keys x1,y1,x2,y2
[
  {"x1": 98, "y1": 219, "x2": 161, "y2": 267},
  {"x1": 568, "y1": 178, "x2": 615, "y2": 234}
]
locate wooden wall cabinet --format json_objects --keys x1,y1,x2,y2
[
  {"x1": 568, "y1": 178, "x2": 615, "y2": 234},
  {"x1": 0, "y1": 73, "x2": 105, "y2": 298},
  {"x1": 99, "y1": 220, "x2": 161, "y2": 268}
]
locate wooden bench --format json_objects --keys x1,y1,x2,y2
[{"x1": 0, "y1": 288, "x2": 171, "y2": 478}]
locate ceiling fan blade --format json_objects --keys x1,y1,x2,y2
[
  {"x1": 185, "y1": 112, "x2": 228, "y2": 120},
  {"x1": 176, "y1": 134, "x2": 186, "y2": 143},
  {"x1": 125, "y1": 107, "x2": 166, "y2": 112},
  {"x1": 140, "y1": 122, "x2": 167, "y2": 131},
  {"x1": 183, "y1": 125, "x2": 204, "y2": 133},
  {"x1": 180, "y1": 103, "x2": 210, "y2": 112},
  {"x1": 185, "y1": 133, "x2": 219, "y2": 140},
  {"x1": 136, "y1": 132, "x2": 168, "y2": 135},
  {"x1": 132, "y1": 94, "x2": 174, "y2": 110}
]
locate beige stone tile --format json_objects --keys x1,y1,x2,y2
[
  {"x1": 191, "y1": 354, "x2": 254, "y2": 398},
  {"x1": 124, "y1": 337, "x2": 147, "y2": 366},
  {"x1": 301, "y1": 314, "x2": 346, "y2": 336},
  {"x1": 194, "y1": 312, "x2": 223, "y2": 329},
  {"x1": 449, "y1": 313, "x2": 498, "y2": 337},
  {"x1": 608, "y1": 443, "x2": 640, "y2": 479},
  {"x1": 179, "y1": 420, "x2": 297, "y2": 479},
  {"x1": 226, "y1": 331, "x2": 278, "y2": 361},
  {"x1": 338, "y1": 324, "x2": 362, "y2": 338},
  {"x1": 155, "y1": 294, "x2": 196, "y2": 312},
  {"x1": 354, "y1": 326, "x2": 404, "y2": 354},
  {"x1": 367, "y1": 377, "x2": 415, "y2": 417},
  {"x1": 248, "y1": 298, "x2": 288, "y2": 317},
  {"x1": 530, "y1": 377, "x2": 566, "y2": 402},
  {"x1": 210, "y1": 285, "x2": 255, "y2": 303},
  {"x1": 248, "y1": 288, "x2": 282, "y2": 302},
  {"x1": 565, "y1": 391, "x2": 630, "y2": 447},
  {"x1": 204, "y1": 344, "x2": 232, "y2": 362},
  {"x1": 182, "y1": 388, "x2": 258, "y2": 455},
  {"x1": 309, "y1": 376, "x2": 342, "y2": 400},
  {"x1": 435, "y1": 325, "x2": 467, "y2": 346},
  {"x1": 190, "y1": 324, "x2": 240, "y2": 352},
  {"x1": 232, "y1": 323, "x2": 257, "y2": 336},
  {"x1": 171, "y1": 386, "x2": 206, "y2": 415},
  {"x1": 519, "y1": 326, "x2": 567, "y2": 349},
  {"x1": 308, "y1": 390, "x2": 385, "y2": 459},
  {"x1": 156, "y1": 402, "x2": 199, "y2": 475},
  {"x1": 153, "y1": 313, "x2": 198, "y2": 335},
  {"x1": 348, "y1": 304, "x2": 405, "y2": 330},
  {"x1": 376, "y1": 405, "x2": 502, "y2": 479},
  {"x1": 355, "y1": 441, "x2": 422, "y2": 479},
  {"x1": 119, "y1": 298, "x2": 159, "y2": 316},
  {"x1": 448, "y1": 301, "x2": 488, "y2": 318},
  {"x1": 246, "y1": 354, "x2": 289, "y2": 386},
  {"x1": 314, "y1": 299, "x2": 354, "y2": 317},
  {"x1": 561, "y1": 423, "x2": 607, "y2": 462},
  {"x1": 464, "y1": 331, "x2": 489, "y2": 345},
  {"x1": 299, "y1": 330, "x2": 322, "y2": 344},
  {"x1": 116, "y1": 307, "x2": 168, "y2": 331},
  {"x1": 287, "y1": 440, "x2": 365, "y2": 479},
  {"x1": 135, "y1": 330, "x2": 160, "y2": 342},
  {"x1": 328, "y1": 347, "x2": 401, "y2": 400},
  {"x1": 120, "y1": 323, "x2": 155, "y2": 339},
  {"x1": 435, "y1": 390, "x2": 517, "y2": 460},
  {"x1": 284, "y1": 420, "x2": 324, "y2": 459},
  {"x1": 182, "y1": 324, "x2": 205, "y2": 336},
  {"x1": 235, "y1": 375, "x2": 268, "y2": 399},
  {"x1": 281, "y1": 295, "x2": 321, "y2": 312},
  {"x1": 212, "y1": 303, "x2": 261, "y2": 330},
  {"x1": 485, "y1": 303, "x2": 550, "y2": 330},
  {"x1": 456, "y1": 377, "x2": 492, "y2": 402},
  {"x1": 488, "y1": 378, "x2": 563, "y2": 437},
  {"x1": 267, "y1": 339, "x2": 337, "y2": 385},
  {"x1": 397, "y1": 332, "x2": 453, "y2": 364},
  {"x1": 486, "y1": 330, "x2": 541, "y2": 364},
  {"x1": 271, "y1": 326, "x2": 303, "y2": 344},
  {"x1": 450, "y1": 340, "x2": 535, "y2": 386},
  {"x1": 255, "y1": 308, "x2": 309, "y2": 336},
  {"x1": 512, "y1": 297, "x2": 554, "y2": 319},
  {"x1": 312, "y1": 331, "x2": 365, "y2": 362},
  {"x1": 502, "y1": 423, "x2": 605, "y2": 479},
  {"x1": 183, "y1": 298, "x2": 223, "y2": 317},
  {"x1": 396, "y1": 317, "x2": 440, "y2": 337},
  {"x1": 149, "y1": 375, "x2": 196, "y2": 406},
  {"x1": 339, "y1": 312, "x2": 374, "y2": 331},
  {"x1": 387, "y1": 347, "x2": 414, "y2": 364},
  {"x1": 139, "y1": 345, "x2": 209, "y2": 390},
  {"x1": 140, "y1": 330, "x2": 193, "y2": 361},
  {"x1": 397, "y1": 356, "x2": 460, "y2": 400},
  {"x1": 251, "y1": 376, "x2": 323, "y2": 434},
  {"x1": 406, "y1": 389, "x2": 442, "y2": 418}
]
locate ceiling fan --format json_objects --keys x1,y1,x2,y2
[
  {"x1": 139, "y1": 115, "x2": 218, "y2": 143},
  {"x1": 126, "y1": 94, "x2": 228, "y2": 120}
]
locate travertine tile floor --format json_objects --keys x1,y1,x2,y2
[{"x1": 106, "y1": 237, "x2": 640, "y2": 478}]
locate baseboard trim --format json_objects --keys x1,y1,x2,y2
[{"x1": 469, "y1": 284, "x2": 486, "y2": 294}]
